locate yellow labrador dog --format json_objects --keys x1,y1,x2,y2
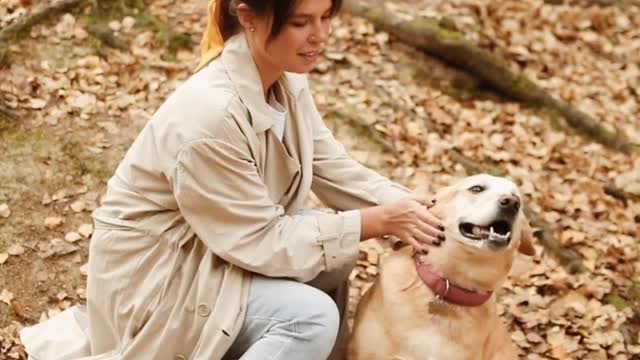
[{"x1": 348, "y1": 174, "x2": 536, "y2": 360}]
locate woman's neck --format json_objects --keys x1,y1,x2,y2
[
  {"x1": 246, "y1": 39, "x2": 283, "y2": 99},
  {"x1": 254, "y1": 58, "x2": 283, "y2": 99}
]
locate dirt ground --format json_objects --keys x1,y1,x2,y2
[{"x1": 1, "y1": 0, "x2": 640, "y2": 359}]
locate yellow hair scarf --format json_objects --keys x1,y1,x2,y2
[{"x1": 195, "y1": 0, "x2": 225, "y2": 72}]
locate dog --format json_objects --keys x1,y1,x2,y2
[{"x1": 348, "y1": 174, "x2": 536, "y2": 360}]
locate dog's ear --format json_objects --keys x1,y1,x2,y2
[{"x1": 518, "y1": 218, "x2": 536, "y2": 256}]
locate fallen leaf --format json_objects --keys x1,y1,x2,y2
[
  {"x1": 11, "y1": 300, "x2": 32, "y2": 320},
  {"x1": 0, "y1": 289, "x2": 14, "y2": 305},
  {"x1": 7, "y1": 244, "x2": 25, "y2": 256},
  {"x1": 78, "y1": 223, "x2": 94, "y2": 238},
  {"x1": 64, "y1": 232, "x2": 82, "y2": 243},
  {"x1": 52, "y1": 189, "x2": 71, "y2": 202},
  {"x1": 42, "y1": 193, "x2": 52, "y2": 205},
  {"x1": 80, "y1": 263, "x2": 89, "y2": 276},
  {"x1": 0, "y1": 203, "x2": 10, "y2": 218},
  {"x1": 37, "y1": 238, "x2": 80, "y2": 259},
  {"x1": 44, "y1": 216, "x2": 64, "y2": 230},
  {"x1": 70, "y1": 200, "x2": 86, "y2": 213},
  {"x1": 56, "y1": 291, "x2": 68, "y2": 301},
  {"x1": 30, "y1": 98, "x2": 47, "y2": 109}
]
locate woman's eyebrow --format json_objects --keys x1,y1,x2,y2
[{"x1": 292, "y1": 8, "x2": 332, "y2": 18}]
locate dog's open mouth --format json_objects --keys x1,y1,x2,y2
[{"x1": 459, "y1": 220, "x2": 512, "y2": 242}]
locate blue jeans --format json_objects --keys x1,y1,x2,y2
[{"x1": 224, "y1": 261, "x2": 353, "y2": 360}]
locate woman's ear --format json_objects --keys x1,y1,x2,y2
[
  {"x1": 235, "y1": 3, "x2": 255, "y2": 31},
  {"x1": 518, "y1": 218, "x2": 536, "y2": 256}
]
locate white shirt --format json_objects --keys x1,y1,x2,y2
[{"x1": 266, "y1": 89, "x2": 287, "y2": 141}]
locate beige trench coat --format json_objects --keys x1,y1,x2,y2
[{"x1": 20, "y1": 33, "x2": 410, "y2": 360}]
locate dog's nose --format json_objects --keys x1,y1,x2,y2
[{"x1": 498, "y1": 195, "x2": 520, "y2": 212}]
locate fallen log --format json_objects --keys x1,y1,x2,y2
[
  {"x1": 0, "y1": 0, "x2": 85, "y2": 43},
  {"x1": 0, "y1": 0, "x2": 191, "y2": 62},
  {"x1": 342, "y1": 0, "x2": 639, "y2": 156}
]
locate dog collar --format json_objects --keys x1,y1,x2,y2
[{"x1": 413, "y1": 251, "x2": 493, "y2": 307}]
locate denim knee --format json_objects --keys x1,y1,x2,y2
[{"x1": 295, "y1": 285, "x2": 341, "y2": 355}]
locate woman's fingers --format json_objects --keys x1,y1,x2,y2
[
  {"x1": 411, "y1": 195, "x2": 433, "y2": 207},
  {"x1": 411, "y1": 227, "x2": 442, "y2": 246},
  {"x1": 406, "y1": 236, "x2": 430, "y2": 253},
  {"x1": 416, "y1": 207, "x2": 444, "y2": 231}
]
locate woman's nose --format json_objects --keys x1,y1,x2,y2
[{"x1": 311, "y1": 21, "x2": 329, "y2": 43}]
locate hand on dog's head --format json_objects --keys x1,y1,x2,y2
[{"x1": 400, "y1": 174, "x2": 535, "y2": 257}]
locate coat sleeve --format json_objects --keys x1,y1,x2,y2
[
  {"x1": 172, "y1": 137, "x2": 360, "y2": 282},
  {"x1": 308, "y1": 96, "x2": 412, "y2": 211}
]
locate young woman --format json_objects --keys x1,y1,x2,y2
[{"x1": 21, "y1": 0, "x2": 445, "y2": 359}]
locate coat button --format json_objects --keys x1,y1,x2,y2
[
  {"x1": 175, "y1": 355, "x2": 187, "y2": 360},
  {"x1": 197, "y1": 303, "x2": 210, "y2": 317}
]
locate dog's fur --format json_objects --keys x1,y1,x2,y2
[{"x1": 348, "y1": 174, "x2": 535, "y2": 360}]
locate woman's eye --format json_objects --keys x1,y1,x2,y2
[
  {"x1": 291, "y1": 21, "x2": 307, "y2": 27},
  {"x1": 469, "y1": 185, "x2": 485, "y2": 193}
]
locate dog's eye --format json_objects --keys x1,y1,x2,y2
[{"x1": 469, "y1": 185, "x2": 485, "y2": 193}]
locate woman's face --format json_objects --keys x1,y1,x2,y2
[{"x1": 249, "y1": 0, "x2": 333, "y2": 75}]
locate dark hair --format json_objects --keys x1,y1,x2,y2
[{"x1": 219, "y1": 0, "x2": 343, "y2": 41}]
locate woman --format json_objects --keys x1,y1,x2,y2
[{"x1": 21, "y1": 0, "x2": 445, "y2": 359}]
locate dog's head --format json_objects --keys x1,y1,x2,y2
[
  {"x1": 430, "y1": 174, "x2": 535, "y2": 256},
  {"x1": 418, "y1": 174, "x2": 535, "y2": 290}
]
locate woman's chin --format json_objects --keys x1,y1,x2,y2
[{"x1": 286, "y1": 61, "x2": 319, "y2": 74}]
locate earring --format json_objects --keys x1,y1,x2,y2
[{"x1": 250, "y1": 27, "x2": 255, "y2": 32}]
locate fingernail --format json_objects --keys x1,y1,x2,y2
[
  {"x1": 433, "y1": 239, "x2": 441, "y2": 246},
  {"x1": 439, "y1": 225, "x2": 445, "y2": 231},
  {"x1": 421, "y1": 249, "x2": 429, "y2": 255},
  {"x1": 438, "y1": 233, "x2": 445, "y2": 241}
]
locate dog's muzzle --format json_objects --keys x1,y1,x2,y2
[{"x1": 498, "y1": 194, "x2": 520, "y2": 216}]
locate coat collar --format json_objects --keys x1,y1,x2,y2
[{"x1": 221, "y1": 33, "x2": 307, "y2": 133}]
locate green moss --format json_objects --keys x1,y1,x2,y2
[
  {"x1": 449, "y1": 75, "x2": 481, "y2": 101},
  {"x1": 134, "y1": 11, "x2": 192, "y2": 58},
  {"x1": 0, "y1": 112, "x2": 15, "y2": 134},
  {"x1": 0, "y1": 45, "x2": 10, "y2": 68},
  {"x1": 431, "y1": 26, "x2": 466, "y2": 44},
  {"x1": 606, "y1": 293, "x2": 628, "y2": 311},
  {"x1": 631, "y1": 282, "x2": 640, "y2": 302}
]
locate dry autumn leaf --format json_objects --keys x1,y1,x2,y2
[
  {"x1": 0, "y1": 289, "x2": 14, "y2": 305},
  {"x1": 44, "y1": 217, "x2": 64, "y2": 230},
  {"x1": 78, "y1": 224, "x2": 93, "y2": 238},
  {"x1": 64, "y1": 232, "x2": 82, "y2": 243},
  {"x1": 0, "y1": 204, "x2": 10, "y2": 218},
  {"x1": 70, "y1": 200, "x2": 86, "y2": 213},
  {"x1": 7, "y1": 244, "x2": 24, "y2": 256},
  {"x1": 1, "y1": 0, "x2": 639, "y2": 358}
]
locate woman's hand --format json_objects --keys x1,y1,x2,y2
[
  {"x1": 381, "y1": 196, "x2": 444, "y2": 253},
  {"x1": 360, "y1": 195, "x2": 445, "y2": 253}
]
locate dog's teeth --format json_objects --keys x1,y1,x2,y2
[
  {"x1": 472, "y1": 226, "x2": 482, "y2": 235},
  {"x1": 505, "y1": 231, "x2": 511, "y2": 238},
  {"x1": 490, "y1": 227, "x2": 495, "y2": 236}
]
